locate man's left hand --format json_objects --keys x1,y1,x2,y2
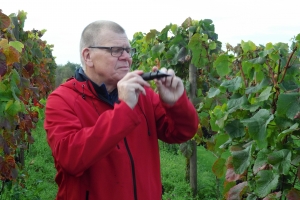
[{"x1": 153, "y1": 67, "x2": 184, "y2": 106}]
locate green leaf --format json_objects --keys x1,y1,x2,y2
[
  {"x1": 254, "y1": 86, "x2": 273, "y2": 103},
  {"x1": 10, "y1": 69, "x2": 21, "y2": 100},
  {"x1": 255, "y1": 170, "x2": 279, "y2": 198},
  {"x1": 277, "y1": 123, "x2": 299, "y2": 141},
  {"x1": 188, "y1": 33, "x2": 202, "y2": 67},
  {"x1": 267, "y1": 149, "x2": 291, "y2": 175},
  {"x1": 220, "y1": 77, "x2": 242, "y2": 92},
  {"x1": 295, "y1": 34, "x2": 300, "y2": 42},
  {"x1": 227, "y1": 95, "x2": 248, "y2": 113},
  {"x1": 279, "y1": 80, "x2": 299, "y2": 91},
  {"x1": 245, "y1": 78, "x2": 270, "y2": 94},
  {"x1": 150, "y1": 43, "x2": 165, "y2": 58},
  {"x1": 207, "y1": 87, "x2": 220, "y2": 98},
  {"x1": 231, "y1": 145, "x2": 252, "y2": 174},
  {"x1": 241, "y1": 109, "x2": 274, "y2": 149},
  {"x1": 276, "y1": 93, "x2": 300, "y2": 120},
  {"x1": 214, "y1": 54, "x2": 231, "y2": 77},
  {"x1": 5, "y1": 100, "x2": 23, "y2": 116},
  {"x1": 248, "y1": 57, "x2": 266, "y2": 65},
  {"x1": 241, "y1": 40, "x2": 256, "y2": 53},
  {"x1": 253, "y1": 149, "x2": 270, "y2": 174},
  {"x1": 9, "y1": 41, "x2": 24, "y2": 53},
  {"x1": 214, "y1": 133, "x2": 230, "y2": 155},
  {"x1": 209, "y1": 41, "x2": 216, "y2": 50},
  {"x1": 169, "y1": 34, "x2": 184, "y2": 46},
  {"x1": 212, "y1": 157, "x2": 226, "y2": 178},
  {"x1": 225, "y1": 120, "x2": 245, "y2": 139}
]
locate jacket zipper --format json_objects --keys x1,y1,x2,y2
[
  {"x1": 86, "y1": 191, "x2": 89, "y2": 200},
  {"x1": 124, "y1": 138, "x2": 138, "y2": 200}
]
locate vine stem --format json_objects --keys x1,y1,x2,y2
[
  {"x1": 237, "y1": 61, "x2": 248, "y2": 87},
  {"x1": 270, "y1": 46, "x2": 297, "y2": 114},
  {"x1": 278, "y1": 46, "x2": 298, "y2": 84}
]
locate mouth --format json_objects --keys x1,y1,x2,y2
[{"x1": 118, "y1": 66, "x2": 130, "y2": 70}]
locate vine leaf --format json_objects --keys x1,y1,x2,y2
[
  {"x1": 212, "y1": 157, "x2": 226, "y2": 178},
  {"x1": 287, "y1": 188, "x2": 300, "y2": 200},
  {"x1": 253, "y1": 148, "x2": 270, "y2": 174},
  {"x1": 221, "y1": 77, "x2": 242, "y2": 93},
  {"x1": 207, "y1": 87, "x2": 220, "y2": 98},
  {"x1": 241, "y1": 40, "x2": 256, "y2": 53},
  {"x1": 231, "y1": 145, "x2": 252, "y2": 174},
  {"x1": 255, "y1": 170, "x2": 279, "y2": 198},
  {"x1": 188, "y1": 33, "x2": 202, "y2": 67},
  {"x1": 241, "y1": 109, "x2": 274, "y2": 149},
  {"x1": 145, "y1": 29, "x2": 157, "y2": 43},
  {"x1": 0, "y1": 39, "x2": 20, "y2": 65},
  {"x1": 214, "y1": 54, "x2": 231, "y2": 77},
  {"x1": 254, "y1": 86, "x2": 273, "y2": 103},
  {"x1": 9, "y1": 41, "x2": 24, "y2": 53},
  {"x1": 276, "y1": 93, "x2": 300, "y2": 120},
  {"x1": 0, "y1": 11, "x2": 11, "y2": 29},
  {"x1": 150, "y1": 43, "x2": 165, "y2": 58},
  {"x1": 267, "y1": 149, "x2": 291, "y2": 175},
  {"x1": 181, "y1": 17, "x2": 192, "y2": 29},
  {"x1": 226, "y1": 181, "x2": 248, "y2": 200},
  {"x1": 0, "y1": 53, "x2": 7, "y2": 77},
  {"x1": 277, "y1": 123, "x2": 299, "y2": 142},
  {"x1": 227, "y1": 95, "x2": 247, "y2": 113},
  {"x1": 179, "y1": 141, "x2": 193, "y2": 158},
  {"x1": 224, "y1": 119, "x2": 245, "y2": 139}
]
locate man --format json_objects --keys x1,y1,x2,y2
[{"x1": 44, "y1": 20, "x2": 198, "y2": 200}]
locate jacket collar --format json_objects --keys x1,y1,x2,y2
[{"x1": 72, "y1": 68, "x2": 118, "y2": 105}]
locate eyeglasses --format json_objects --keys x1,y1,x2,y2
[{"x1": 88, "y1": 46, "x2": 136, "y2": 58}]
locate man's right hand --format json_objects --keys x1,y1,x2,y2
[{"x1": 117, "y1": 70, "x2": 150, "y2": 109}]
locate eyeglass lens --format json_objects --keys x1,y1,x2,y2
[{"x1": 111, "y1": 47, "x2": 135, "y2": 57}]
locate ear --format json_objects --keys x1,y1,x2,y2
[{"x1": 82, "y1": 48, "x2": 94, "y2": 68}]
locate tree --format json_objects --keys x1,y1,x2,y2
[{"x1": 55, "y1": 62, "x2": 81, "y2": 87}]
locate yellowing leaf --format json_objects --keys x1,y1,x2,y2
[{"x1": 0, "y1": 38, "x2": 9, "y2": 49}]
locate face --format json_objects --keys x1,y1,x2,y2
[{"x1": 83, "y1": 30, "x2": 132, "y2": 91}]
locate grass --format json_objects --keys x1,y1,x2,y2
[
  {"x1": 1, "y1": 120, "x2": 223, "y2": 199},
  {"x1": 0, "y1": 119, "x2": 57, "y2": 200},
  {"x1": 160, "y1": 143, "x2": 224, "y2": 200}
]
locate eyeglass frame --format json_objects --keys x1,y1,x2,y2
[{"x1": 88, "y1": 46, "x2": 136, "y2": 58}]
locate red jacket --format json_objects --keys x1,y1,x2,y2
[{"x1": 44, "y1": 77, "x2": 198, "y2": 200}]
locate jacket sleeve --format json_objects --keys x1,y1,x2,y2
[
  {"x1": 44, "y1": 89, "x2": 141, "y2": 176},
  {"x1": 153, "y1": 90, "x2": 199, "y2": 143}
]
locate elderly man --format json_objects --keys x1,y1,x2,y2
[{"x1": 44, "y1": 20, "x2": 198, "y2": 200}]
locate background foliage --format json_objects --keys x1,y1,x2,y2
[
  {"x1": 130, "y1": 17, "x2": 300, "y2": 199},
  {"x1": 0, "y1": 9, "x2": 56, "y2": 195}
]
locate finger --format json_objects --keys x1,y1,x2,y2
[
  {"x1": 152, "y1": 66, "x2": 159, "y2": 72},
  {"x1": 165, "y1": 69, "x2": 175, "y2": 87},
  {"x1": 171, "y1": 76, "x2": 180, "y2": 89},
  {"x1": 132, "y1": 83, "x2": 147, "y2": 95},
  {"x1": 124, "y1": 72, "x2": 150, "y2": 87}
]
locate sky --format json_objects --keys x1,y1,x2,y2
[{"x1": 2, "y1": 0, "x2": 299, "y2": 65}]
